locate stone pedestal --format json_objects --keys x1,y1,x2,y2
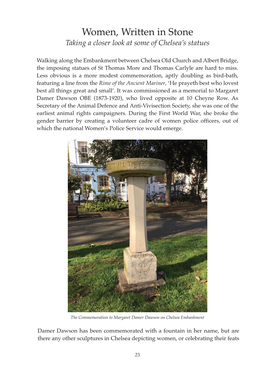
[
  {"x1": 117, "y1": 269, "x2": 166, "y2": 296},
  {"x1": 106, "y1": 158, "x2": 166, "y2": 293},
  {"x1": 124, "y1": 247, "x2": 157, "y2": 284}
]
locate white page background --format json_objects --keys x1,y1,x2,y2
[{"x1": 1, "y1": 1, "x2": 263, "y2": 372}]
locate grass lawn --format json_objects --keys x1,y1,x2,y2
[{"x1": 68, "y1": 234, "x2": 207, "y2": 313}]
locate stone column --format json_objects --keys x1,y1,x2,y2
[{"x1": 127, "y1": 176, "x2": 148, "y2": 253}]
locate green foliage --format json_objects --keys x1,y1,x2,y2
[
  {"x1": 68, "y1": 148, "x2": 82, "y2": 202},
  {"x1": 84, "y1": 200, "x2": 127, "y2": 212},
  {"x1": 97, "y1": 188, "x2": 111, "y2": 197},
  {"x1": 68, "y1": 234, "x2": 207, "y2": 312},
  {"x1": 68, "y1": 175, "x2": 82, "y2": 190},
  {"x1": 83, "y1": 183, "x2": 93, "y2": 194},
  {"x1": 95, "y1": 189, "x2": 120, "y2": 203},
  {"x1": 68, "y1": 174, "x2": 82, "y2": 202},
  {"x1": 82, "y1": 183, "x2": 95, "y2": 200},
  {"x1": 84, "y1": 189, "x2": 126, "y2": 211}
]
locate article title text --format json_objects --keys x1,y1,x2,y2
[{"x1": 82, "y1": 28, "x2": 194, "y2": 37}]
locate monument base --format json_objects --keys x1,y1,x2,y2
[
  {"x1": 124, "y1": 247, "x2": 157, "y2": 284},
  {"x1": 117, "y1": 269, "x2": 166, "y2": 295},
  {"x1": 117, "y1": 247, "x2": 166, "y2": 296}
]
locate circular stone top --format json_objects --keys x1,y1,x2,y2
[{"x1": 106, "y1": 158, "x2": 166, "y2": 178}]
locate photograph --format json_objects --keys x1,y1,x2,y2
[
  {"x1": 68, "y1": 139, "x2": 207, "y2": 312},
  {"x1": 2, "y1": 0, "x2": 263, "y2": 372}
]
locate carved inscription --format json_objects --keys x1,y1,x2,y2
[
  {"x1": 132, "y1": 257, "x2": 153, "y2": 278},
  {"x1": 106, "y1": 158, "x2": 166, "y2": 176}
]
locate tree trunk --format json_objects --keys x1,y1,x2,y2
[
  {"x1": 165, "y1": 162, "x2": 172, "y2": 205},
  {"x1": 68, "y1": 191, "x2": 74, "y2": 203}
]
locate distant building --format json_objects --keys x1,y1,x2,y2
[{"x1": 68, "y1": 140, "x2": 128, "y2": 202}]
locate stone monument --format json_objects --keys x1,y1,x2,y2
[{"x1": 106, "y1": 158, "x2": 166, "y2": 293}]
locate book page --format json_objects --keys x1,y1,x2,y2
[{"x1": 1, "y1": 0, "x2": 263, "y2": 372}]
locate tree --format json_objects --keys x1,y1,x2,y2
[
  {"x1": 68, "y1": 174, "x2": 82, "y2": 203},
  {"x1": 68, "y1": 149, "x2": 82, "y2": 202},
  {"x1": 135, "y1": 140, "x2": 204, "y2": 205},
  {"x1": 87, "y1": 140, "x2": 207, "y2": 205},
  {"x1": 82, "y1": 183, "x2": 94, "y2": 202},
  {"x1": 184, "y1": 140, "x2": 207, "y2": 196},
  {"x1": 86, "y1": 140, "x2": 142, "y2": 168}
]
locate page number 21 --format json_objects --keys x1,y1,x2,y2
[{"x1": 135, "y1": 352, "x2": 140, "y2": 357}]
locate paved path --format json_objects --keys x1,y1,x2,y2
[{"x1": 68, "y1": 216, "x2": 207, "y2": 247}]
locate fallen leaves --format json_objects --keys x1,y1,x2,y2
[{"x1": 195, "y1": 276, "x2": 207, "y2": 283}]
